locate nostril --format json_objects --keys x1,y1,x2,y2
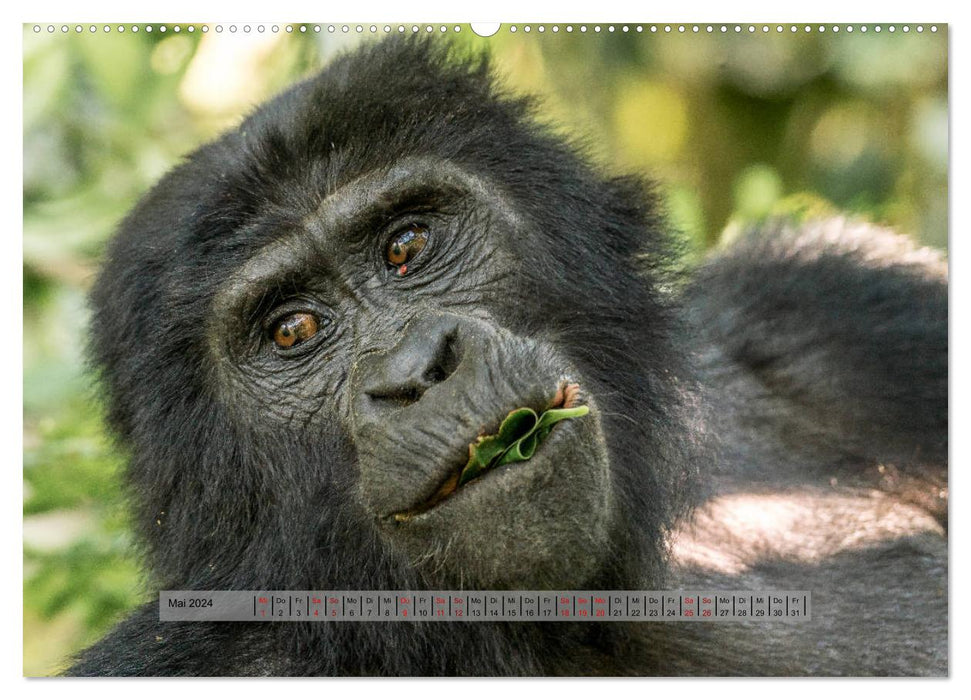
[
  {"x1": 423, "y1": 330, "x2": 461, "y2": 386},
  {"x1": 366, "y1": 385, "x2": 425, "y2": 409}
]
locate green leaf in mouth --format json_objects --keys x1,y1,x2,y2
[{"x1": 458, "y1": 405, "x2": 590, "y2": 487}]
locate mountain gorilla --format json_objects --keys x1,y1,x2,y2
[{"x1": 69, "y1": 37, "x2": 947, "y2": 676}]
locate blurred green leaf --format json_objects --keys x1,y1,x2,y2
[{"x1": 76, "y1": 33, "x2": 148, "y2": 109}]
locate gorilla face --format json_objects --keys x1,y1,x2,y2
[
  {"x1": 207, "y1": 156, "x2": 615, "y2": 588},
  {"x1": 90, "y1": 38, "x2": 698, "y2": 597}
]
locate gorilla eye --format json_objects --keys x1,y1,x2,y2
[
  {"x1": 386, "y1": 224, "x2": 429, "y2": 275},
  {"x1": 271, "y1": 312, "x2": 319, "y2": 349}
]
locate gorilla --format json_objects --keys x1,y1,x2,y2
[{"x1": 68, "y1": 37, "x2": 947, "y2": 676}]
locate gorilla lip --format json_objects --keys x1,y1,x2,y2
[{"x1": 391, "y1": 382, "x2": 585, "y2": 522}]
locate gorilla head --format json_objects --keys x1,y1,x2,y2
[{"x1": 89, "y1": 37, "x2": 702, "y2": 602}]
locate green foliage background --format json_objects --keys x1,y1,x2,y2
[{"x1": 22, "y1": 23, "x2": 948, "y2": 675}]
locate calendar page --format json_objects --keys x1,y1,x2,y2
[{"x1": 23, "y1": 20, "x2": 947, "y2": 678}]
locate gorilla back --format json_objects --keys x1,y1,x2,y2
[{"x1": 70, "y1": 38, "x2": 947, "y2": 676}]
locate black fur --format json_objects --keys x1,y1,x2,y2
[{"x1": 68, "y1": 38, "x2": 947, "y2": 676}]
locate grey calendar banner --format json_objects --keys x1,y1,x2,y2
[{"x1": 159, "y1": 591, "x2": 811, "y2": 622}]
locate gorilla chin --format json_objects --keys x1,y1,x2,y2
[
  {"x1": 69, "y1": 36, "x2": 947, "y2": 677},
  {"x1": 385, "y1": 408, "x2": 614, "y2": 590}
]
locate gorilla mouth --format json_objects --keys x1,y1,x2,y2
[{"x1": 391, "y1": 382, "x2": 586, "y2": 522}]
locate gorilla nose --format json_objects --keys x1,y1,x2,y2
[{"x1": 357, "y1": 313, "x2": 465, "y2": 415}]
